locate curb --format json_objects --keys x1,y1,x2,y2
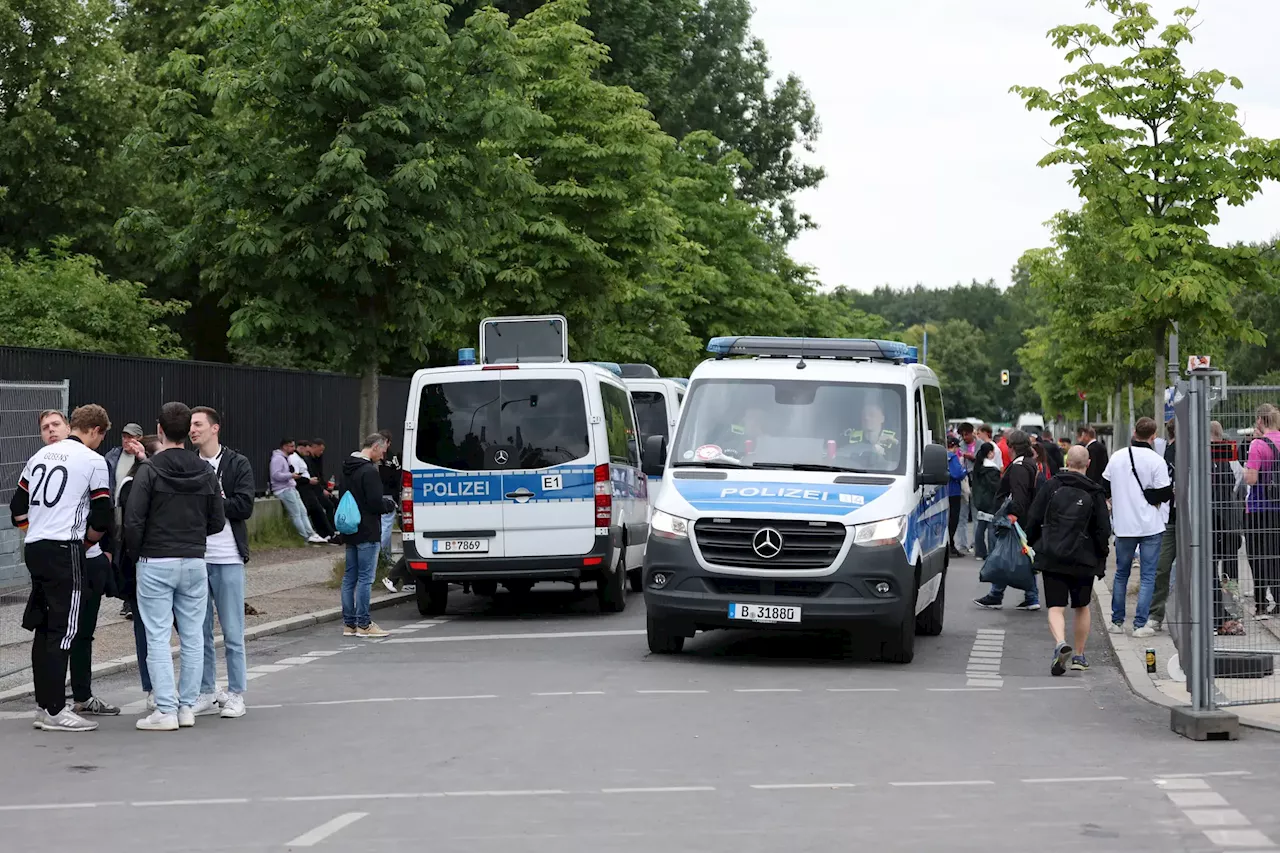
[
  {"x1": 0, "y1": 591, "x2": 413, "y2": 705},
  {"x1": 1093, "y1": 576, "x2": 1280, "y2": 734}
]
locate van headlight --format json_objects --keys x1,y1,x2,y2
[
  {"x1": 652, "y1": 509, "x2": 690, "y2": 540},
  {"x1": 852, "y1": 516, "x2": 907, "y2": 548}
]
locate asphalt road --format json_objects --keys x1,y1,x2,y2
[{"x1": 3, "y1": 556, "x2": 1280, "y2": 852}]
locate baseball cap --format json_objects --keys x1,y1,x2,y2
[{"x1": 122, "y1": 423, "x2": 144, "y2": 437}]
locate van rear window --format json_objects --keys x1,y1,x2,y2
[
  {"x1": 630, "y1": 391, "x2": 669, "y2": 441},
  {"x1": 415, "y1": 378, "x2": 590, "y2": 471}
]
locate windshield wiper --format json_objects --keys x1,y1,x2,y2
[{"x1": 749, "y1": 462, "x2": 860, "y2": 473}]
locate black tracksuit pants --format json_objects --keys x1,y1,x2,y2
[{"x1": 23, "y1": 540, "x2": 83, "y2": 715}]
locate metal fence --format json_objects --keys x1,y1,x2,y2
[
  {"x1": 0, "y1": 381, "x2": 69, "y2": 589},
  {"x1": 1172, "y1": 378, "x2": 1280, "y2": 714}
]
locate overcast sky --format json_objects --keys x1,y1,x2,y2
[{"x1": 749, "y1": 0, "x2": 1280, "y2": 292}]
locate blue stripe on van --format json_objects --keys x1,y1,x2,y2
[{"x1": 411, "y1": 466, "x2": 596, "y2": 506}]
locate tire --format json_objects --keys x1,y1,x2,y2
[
  {"x1": 416, "y1": 580, "x2": 449, "y2": 617},
  {"x1": 915, "y1": 566, "x2": 946, "y2": 637},
  {"x1": 472, "y1": 580, "x2": 498, "y2": 597},
  {"x1": 879, "y1": 575, "x2": 918, "y2": 664},
  {"x1": 597, "y1": 549, "x2": 627, "y2": 613},
  {"x1": 647, "y1": 614, "x2": 685, "y2": 654},
  {"x1": 627, "y1": 567, "x2": 643, "y2": 593}
]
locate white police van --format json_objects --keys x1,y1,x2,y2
[
  {"x1": 639, "y1": 336, "x2": 951, "y2": 663},
  {"x1": 400, "y1": 316, "x2": 649, "y2": 615},
  {"x1": 622, "y1": 365, "x2": 686, "y2": 546}
]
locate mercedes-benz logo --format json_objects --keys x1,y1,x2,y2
[
  {"x1": 494, "y1": 450, "x2": 509, "y2": 465},
  {"x1": 752, "y1": 527, "x2": 783, "y2": 559}
]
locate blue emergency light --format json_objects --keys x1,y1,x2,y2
[
  {"x1": 706, "y1": 336, "x2": 919, "y2": 364},
  {"x1": 458, "y1": 347, "x2": 477, "y2": 366},
  {"x1": 589, "y1": 361, "x2": 623, "y2": 377}
]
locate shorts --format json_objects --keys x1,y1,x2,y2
[{"x1": 1041, "y1": 571, "x2": 1092, "y2": 609}]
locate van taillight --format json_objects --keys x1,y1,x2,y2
[
  {"x1": 401, "y1": 471, "x2": 414, "y2": 534},
  {"x1": 594, "y1": 463, "x2": 612, "y2": 526}
]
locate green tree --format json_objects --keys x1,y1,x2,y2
[
  {"x1": 0, "y1": 244, "x2": 187, "y2": 357},
  {"x1": 902, "y1": 320, "x2": 995, "y2": 420},
  {"x1": 138, "y1": 0, "x2": 539, "y2": 434},
  {"x1": 1013, "y1": 0, "x2": 1280, "y2": 429}
]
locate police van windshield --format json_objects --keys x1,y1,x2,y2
[
  {"x1": 671, "y1": 379, "x2": 908, "y2": 474},
  {"x1": 415, "y1": 378, "x2": 590, "y2": 471}
]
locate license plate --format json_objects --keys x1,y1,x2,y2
[
  {"x1": 432, "y1": 538, "x2": 489, "y2": 554},
  {"x1": 729, "y1": 603, "x2": 801, "y2": 623}
]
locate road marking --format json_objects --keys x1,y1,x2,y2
[
  {"x1": 132, "y1": 798, "x2": 251, "y2": 807},
  {"x1": 1156, "y1": 778, "x2": 1212, "y2": 790},
  {"x1": 575, "y1": 691, "x2": 605, "y2": 695},
  {"x1": 303, "y1": 650, "x2": 343, "y2": 657},
  {"x1": 444, "y1": 790, "x2": 567, "y2": 798},
  {"x1": 1022, "y1": 776, "x2": 1127, "y2": 784},
  {"x1": 286, "y1": 812, "x2": 368, "y2": 847},
  {"x1": 602, "y1": 787, "x2": 716, "y2": 794},
  {"x1": 965, "y1": 629, "x2": 1004, "y2": 688},
  {"x1": 1167, "y1": 792, "x2": 1230, "y2": 808},
  {"x1": 1158, "y1": 770, "x2": 1251, "y2": 778},
  {"x1": 734, "y1": 688, "x2": 801, "y2": 693},
  {"x1": 927, "y1": 687, "x2": 998, "y2": 692},
  {"x1": 0, "y1": 801, "x2": 123, "y2": 812},
  {"x1": 414, "y1": 694, "x2": 499, "y2": 702},
  {"x1": 1154, "y1": 776, "x2": 1274, "y2": 850},
  {"x1": 636, "y1": 689, "x2": 710, "y2": 694},
  {"x1": 890, "y1": 780, "x2": 994, "y2": 787},
  {"x1": 248, "y1": 665, "x2": 291, "y2": 673},
  {"x1": 751, "y1": 783, "x2": 857, "y2": 790},
  {"x1": 274, "y1": 657, "x2": 317, "y2": 666},
  {"x1": 826, "y1": 688, "x2": 899, "y2": 693},
  {"x1": 384, "y1": 629, "x2": 647, "y2": 644},
  {"x1": 1183, "y1": 809, "x2": 1251, "y2": 827},
  {"x1": 1201, "y1": 829, "x2": 1274, "y2": 847},
  {"x1": 533, "y1": 692, "x2": 575, "y2": 696},
  {"x1": 250, "y1": 704, "x2": 284, "y2": 709},
  {"x1": 271, "y1": 793, "x2": 436, "y2": 803}
]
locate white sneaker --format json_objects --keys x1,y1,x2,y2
[
  {"x1": 1150, "y1": 620, "x2": 1163, "y2": 632},
  {"x1": 1133, "y1": 626, "x2": 1156, "y2": 638},
  {"x1": 401, "y1": 584, "x2": 415, "y2": 593},
  {"x1": 220, "y1": 694, "x2": 246, "y2": 719},
  {"x1": 215, "y1": 689, "x2": 232, "y2": 707},
  {"x1": 136, "y1": 710, "x2": 179, "y2": 731},
  {"x1": 307, "y1": 534, "x2": 328, "y2": 544},
  {"x1": 177, "y1": 706, "x2": 196, "y2": 728},
  {"x1": 146, "y1": 692, "x2": 157, "y2": 711},
  {"x1": 32, "y1": 708, "x2": 47, "y2": 730},
  {"x1": 192, "y1": 693, "x2": 221, "y2": 717},
  {"x1": 38, "y1": 707, "x2": 98, "y2": 732},
  {"x1": 382, "y1": 577, "x2": 398, "y2": 593},
  {"x1": 1108, "y1": 622, "x2": 1125, "y2": 635}
]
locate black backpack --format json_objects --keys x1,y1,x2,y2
[
  {"x1": 1256, "y1": 437, "x2": 1280, "y2": 507},
  {"x1": 1040, "y1": 481, "x2": 1097, "y2": 567}
]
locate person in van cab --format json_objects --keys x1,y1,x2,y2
[{"x1": 844, "y1": 399, "x2": 900, "y2": 470}]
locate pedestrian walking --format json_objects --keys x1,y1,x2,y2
[
  {"x1": 970, "y1": 442, "x2": 1003, "y2": 561},
  {"x1": 1148, "y1": 419, "x2": 1178, "y2": 632},
  {"x1": 1024, "y1": 446, "x2": 1111, "y2": 675},
  {"x1": 955, "y1": 423, "x2": 978, "y2": 554},
  {"x1": 270, "y1": 438, "x2": 327, "y2": 544},
  {"x1": 1103, "y1": 417, "x2": 1172, "y2": 638},
  {"x1": 8, "y1": 404, "x2": 114, "y2": 732},
  {"x1": 340, "y1": 433, "x2": 395, "y2": 639},
  {"x1": 125, "y1": 402, "x2": 225, "y2": 732},
  {"x1": 189, "y1": 407, "x2": 255, "y2": 720},
  {"x1": 1077, "y1": 424, "x2": 1109, "y2": 486},
  {"x1": 946, "y1": 436, "x2": 967, "y2": 558},
  {"x1": 1242, "y1": 403, "x2": 1280, "y2": 618},
  {"x1": 973, "y1": 429, "x2": 1041, "y2": 611}
]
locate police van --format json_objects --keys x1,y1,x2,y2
[
  {"x1": 639, "y1": 336, "x2": 951, "y2": 663},
  {"x1": 622, "y1": 365, "x2": 686, "y2": 527},
  {"x1": 400, "y1": 316, "x2": 649, "y2": 615}
]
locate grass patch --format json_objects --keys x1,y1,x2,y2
[
  {"x1": 248, "y1": 511, "x2": 308, "y2": 551},
  {"x1": 326, "y1": 550, "x2": 396, "y2": 589}
]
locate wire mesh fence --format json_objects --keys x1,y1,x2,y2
[{"x1": 1203, "y1": 386, "x2": 1280, "y2": 707}]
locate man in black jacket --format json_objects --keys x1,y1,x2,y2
[
  {"x1": 189, "y1": 406, "x2": 255, "y2": 720},
  {"x1": 1025, "y1": 446, "x2": 1112, "y2": 675},
  {"x1": 1078, "y1": 424, "x2": 1109, "y2": 486},
  {"x1": 125, "y1": 401, "x2": 225, "y2": 732},
  {"x1": 341, "y1": 433, "x2": 394, "y2": 638},
  {"x1": 974, "y1": 429, "x2": 1042, "y2": 612}
]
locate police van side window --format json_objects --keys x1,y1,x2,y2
[
  {"x1": 630, "y1": 391, "x2": 668, "y2": 441},
  {"x1": 602, "y1": 383, "x2": 641, "y2": 467},
  {"x1": 923, "y1": 384, "x2": 946, "y2": 446},
  {"x1": 914, "y1": 390, "x2": 926, "y2": 458}
]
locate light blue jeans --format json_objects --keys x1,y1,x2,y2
[
  {"x1": 137, "y1": 557, "x2": 208, "y2": 714},
  {"x1": 956, "y1": 497, "x2": 972, "y2": 549},
  {"x1": 202, "y1": 562, "x2": 247, "y2": 696},
  {"x1": 278, "y1": 488, "x2": 316, "y2": 539},
  {"x1": 380, "y1": 511, "x2": 395, "y2": 554},
  {"x1": 1112, "y1": 532, "x2": 1164, "y2": 628},
  {"x1": 342, "y1": 542, "x2": 380, "y2": 628}
]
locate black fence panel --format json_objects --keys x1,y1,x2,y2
[{"x1": 0, "y1": 347, "x2": 413, "y2": 494}]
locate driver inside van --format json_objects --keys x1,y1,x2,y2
[{"x1": 844, "y1": 400, "x2": 900, "y2": 469}]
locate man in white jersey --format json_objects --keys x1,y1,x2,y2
[
  {"x1": 9, "y1": 404, "x2": 113, "y2": 732},
  {"x1": 189, "y1": 406, "x2": 255, "y2": 720}
]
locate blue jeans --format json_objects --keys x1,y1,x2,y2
[
  {"x1": 137, "y1": 557, "x2": 208, "y2": 714},
  {"x1": 133, "y1": 609, "x2": 152, "y2": 693},
  {"x1": 202, "y1": 562, "x2": 247, "y2": 696},
  {"x1": 1112, "y1": 533, "x2": 1164, "y2": 628},
  {"x1": 974, "y1": 519, "x2": 991, "y2": 560},
  {"x1": 380, "y1": 511, "x2": 395, "y2": 554},
  {"x1": 278, "y1": 488, "x2": 316, "y2": 539},
  {"x1": 342, "y1": 542, "x2": 380, "y2": 628}
]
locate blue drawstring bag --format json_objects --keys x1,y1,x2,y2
[
  {"x1": 979, "y1": 504, "x2": 1036, "y2": 592},
  {"x1": 335, "y1": 491, "x2": 361, "y2": 536}
]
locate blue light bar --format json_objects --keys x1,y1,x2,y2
[
  {"x1": 589, "y1": 361, "x2": 623, "y2": 377},
  {"x1": 458, "y1": 347, "x2": 477, "y2": 366},
  {"x1": 706, "y1": 336, "x2": 919, "y2": 364}
]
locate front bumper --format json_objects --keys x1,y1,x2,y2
[
  {"x1": 402, "y1": 533, "x2": 616, "y2": 583},
  {"x1": 642, "y1": 534, "x2": 914, "y2": 633}
]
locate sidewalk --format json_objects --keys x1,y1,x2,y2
[
  {"x1": 1096, "y1": 570, "x2": 1280, "y2": 733},
  {"x1": 0, "y1": 544, "x2": 385, "y2": 694}
]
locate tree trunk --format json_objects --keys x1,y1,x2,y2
[
  {"x1": 1127, "y1": 382, "x2": 1136, "y2": 447},
  {"x1": 359, "y1": 359, "x2": 380, "y2": 441},
  {"x1": 1153, "y1": 325, "x2": 1167, "y2": 439}
]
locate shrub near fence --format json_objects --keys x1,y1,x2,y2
[{"x1": 0, "y1": 347, "x2": 411, "y2": 497}]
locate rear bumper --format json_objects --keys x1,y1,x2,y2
[{"x1": 403, "y1": 532, "x2": 616, "y2": 583}]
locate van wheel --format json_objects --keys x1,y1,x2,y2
[
  {"x1": 879, "y1": 575, "x2": 917, "y2": 664},
  {"x1": 915, "y1": 567, "x2": 946, "y2": 637},
  {"x1": 627, "y1": 568, "x2": 643, "y2": 593},
  {"x1": 472, "y1": 580, "x2": 498, "y2": 597},
  {"x1": 416, "y1": 580, "x2": 448, "y2": 617},
  {"x1": 647, "y1": 614, "x2": 685, "y2": 654},
  {"x1": 597, "y1": 550, "x2": 627, "y2": 613}
]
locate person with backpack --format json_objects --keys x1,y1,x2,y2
[
  {"x1": 970, "y1": 442, "x2": 1003, "y2": 561},
  {"x1": 337, "y1": 433, "x2": 395, "y2": 638},
  {"x1": 973, "y1": 429, "x2": 1041, "y2": 611},
  {"x1": 1024, "y1": 445, "x2": 1111, "y2": 675},
  {"x1": 1242, "y1": 403, "x2": 1280, "y2": 619}
]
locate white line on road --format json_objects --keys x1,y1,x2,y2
[
  {"x1": 0, "y1": 801, "x2": 124, "y2": 812},
  {"x1": 1155, "y1": 778, "x2": 1212, "y2": 790},
  {"x1": 1183, "y1": 809, "x2": 1251, "y2": 827},
  {"x1": 302, "y1": 651, "x2": 344, "y2": 657},
  {"x1": 1167, "y1": 792, "x2": 1230, "y2": 808},
  {"x1": 826, "y1": 688, "x2": 899, "y2": 692},
  {"x1": 1201, "y1": 828, "x2": 1275, "y2": 847},
  {"x1": 927, "y1": 687, "x2": 998, "y2": 692},
  {"x1": 286, "y1": 812, "x2": 368, "y2": 847},
  {"x1": 733, "y1": 688, "x2": 801, "y2": 693},
  {"x1": 132, "y1": 798, "x2": 251, "y2": 807},
  {"x1": 251, "y1": 704, "x2": 284, "y2": 709},
  {"x1": 601, "y1": 787, "x2": 716, "y2": 794},
  {"x1": 384, "y1": 629, "x2": 647, "y2": 644},
  {"x1": 1022, "y1": 776, "x2": 1127, "y2": 784},
  {"x1": 890, "y1": 780, "x2": 994, "y2": 787},
  {"x1": 965, "y1": 629, "x2": 1004, "y2": 688},
  {"x1": 636, "y1": 689, "x2": 710, "y2": 694},
  {"x1": 533, "y1": 692, "x2": 575, "y2": 696},
  {"x1": 444, "y1": 790, "x2": 567, "y2": 798},
  {"x1": 1157, "y1": 770, "x2": 1251, "y2": 779},
  {"x1": 274, "y1": 657, "x2": 318, "y2": 666},
  {"x1": 248, "y1": 665, "x2": 291, "y2": 673},
  {"x1": 750, "y1": 783, "x2": 857, "y2": 790}
]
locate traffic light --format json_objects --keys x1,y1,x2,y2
[{"x1": 1000, "y1": 369, "x2": 1010, "y2": 386}]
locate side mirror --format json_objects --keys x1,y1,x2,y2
[
  {"x1": 918, "y1": 443, "x2": 948, "y2": 488},
  {"x1": 642, "y1": 434, "x2": 668, "y2": 478}
]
